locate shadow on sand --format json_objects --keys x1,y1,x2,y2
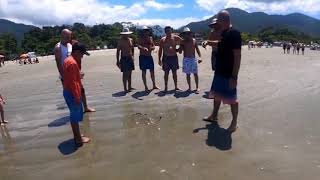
[
  {"x1": 155, "y1": 90, "x2": 176, "y2": 97},
  {"x1": 193, "y1": 122, "x2": 232, "y2": 151},
  {"x1": 132, "y1": 90, "x2": 151, "y2": 100},
  {"x1": 58, "y1": 138, "x2": 79, "y2": 155},
  {"x1": 174, "y1": 90, "x2": 194, "y2": 98},
  {"x1": 202, "y1": 91, "x2": 214, "y2": 99},
  {"x1": 112, "y1": 91, "x2": 127, "y2": 97},
  {"x1": 48, "y1": 116, "x2": 69, "y2": 127}
]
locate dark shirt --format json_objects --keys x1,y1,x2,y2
[{"x1": 215, "y1": 28, "x2": 242, "y2": 78}]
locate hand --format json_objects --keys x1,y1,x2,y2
[
  {"x1": 158, "y1": 60, "x2": 162, "y2": 66},
  {"x1": 229, "y1": 79, "x2": 237, "y2": 89},
  {"x1": 80, "y1": 72, "x2": 85, "y2": 79},
  {"x1": 116, "y1": 61, "x2": 121, "y2": 69},
  {"x1": 202, "y1": 42, "x2": 207, "y2": 49},
  {"x1": 198, "y1": 59, "x2": 202, "y2": 63}
]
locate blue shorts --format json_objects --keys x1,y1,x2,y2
[
  {"x1": 211, "y1": 75, "x2": 237, "y2": 104},
  {"x1": 162, "y1": 56, "x2": 179, "y2": 71},
  {"x1": 120, "y1": 56, "x2": 135, "y2": 72},
  {"x1": 139, "y1": 55, "x2": 154, "y2": 71},
  {"x1": 63, "y1": 90, "x2": 83, "y2": 123}
]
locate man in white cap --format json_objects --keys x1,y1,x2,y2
[
  {"x1": 179, "y1": 27, "x2": 202, "y2": 93},
  {"x1": 137, "y1": 26, "x2": 160, "y2": 91},
  {"x1": 116, "y1": 28, "x2": 135, "y2": 93},
  {"x1": 158, "y1": 26, "x2": 182, "y2": 93},
  {"x1": 54, "y1": 29, "x2": 95, "y2": 113}
]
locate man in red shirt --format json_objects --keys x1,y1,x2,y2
[{"x1": 63, "y1": 43, "x2": 91, "y2": 146}]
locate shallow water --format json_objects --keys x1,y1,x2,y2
[{"x1": 1, "y1": 47, "x2": 320, "y2": 180}]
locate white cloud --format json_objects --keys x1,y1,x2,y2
[
  {"x1": 0, "y1": 0, "x2": 185, "y2": 26},
  {"x1": 196, "y1": 0, "x2": 320, "y2": 16},
  {"x1": 131, "y1": 17, "x2": 201, "y2": 28},
  {"x1": 144, "y1": 0, "x2": 183, "y2": 10}
]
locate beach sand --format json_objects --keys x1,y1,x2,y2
[{"x1": 1, "y1": 47, "x2": 320, "y2": 180}]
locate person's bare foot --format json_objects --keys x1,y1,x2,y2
[
  {"x1": 75, "y1": 136, "x2": 91, "y2": 147},
  {"x1": 227, "y1": 125, "x2": 238, "y2": 133},
  {"x1": 203, "y1": 114, "x2": 218, "y2": 122},
  {"x1": 85, "y1": 107, "x2": 96, "y2": 113},
  {"x1": 129, "y1": 87, "x2": 136, "y2": 92},
  {"x1": 152, "y1": 86, "x2": 160, "y2": 90},
  {"x1": 195, "y1": 88, "x2": 200, "y2": 94},
  {"x1": 3, "y1": 120, "x2": 8, "y2": 124},
  {"x1": 145, "y1": 87, "x2": 149, "y2": 92},
  {"x1": 0, "y1": 122, "x2": 4, "y2": 126},
  {"x1": 175, "y1": 87, "x2": 181, "y2": 91}
]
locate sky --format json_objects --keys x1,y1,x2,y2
[{"x1": 0, "y1": 0, "x2": 320, "y2": 28}]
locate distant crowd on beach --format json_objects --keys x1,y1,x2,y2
[{"x1": 282, "y1": 42, "x2": 306, "y2": 55}]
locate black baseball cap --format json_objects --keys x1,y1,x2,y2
[
  {"x1": 164, "y1": 26, "x2": 173, "y2": 30},
  {"x1": 72, "y1": 42, "x2": 90, "y2": 56}
]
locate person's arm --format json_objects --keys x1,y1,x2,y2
[
  {"x1": 158, "y1": 39, "x2": 164, "y2": 66},
  {"x1": 116, "y1": 42, "x2": 121, "y2": 69},
  {"x1": 178, "y1": 41, "x2": 184, "y2": 54},
  {"x1": 0, "y1": 94, "x2": 4, "y2": 104},
  {"x1": 195, "y1": 40, "x2": 202, "y2": 63},
  {"x1": 131, "y1": 39, "x2": 134, "y2": 60},
  {"x1": 137, "y1": 39, "x2": 147, "y2": 51},
  {"x1": 230, "y1": 31, "x2": 242, "y2": 89},
  {"x1": 150, "y1": 37, "x2": 155, "y2": 51},
  {"x1": 65, "y1": 64, "x2": 82, "y2": 104},
  {"x1": 54, "y1": 45, "x2": 63, "y2": 76}
]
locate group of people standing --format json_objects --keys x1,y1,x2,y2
[
  {"x1": 282, "y1": 42, "x2": 305, "y2": 55},
  {"x1": 8, "y1": 10, "x2": 239, "y2": 147}
]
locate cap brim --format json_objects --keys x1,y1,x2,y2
[
  {"x1": 120, "y1": 32, "x2": 133, "y2": 35},
  {"x1": 84, "y1": 51, "x2": 90, "y2": 56}
]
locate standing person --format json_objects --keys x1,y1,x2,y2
[
  {"x1": 203, "y1": 18, "x2": 222, "y2": 98},
  {"x1": 203, "y1": 10, "x2": 242, "y2": 133},
  {"x1": 297, "y1": 43, "x2": 300, "y2": 55},
  {"x1": 179, "y1": 27, "x2": 202, "y2": 93},
  {"x1": 287, "y1": 43, "x2": 291, "y2": 54},
  {"x1": 63, "y1": 43, "x2": 91, "y2": 146},
  {"x1": 282, "y1": 43, "x2": 287, "y2": 54},
  {"x1": 137, "y1": 26, "x2": 160, "y2": 91},
  {"x1": 292, "y1": 43, "x2": 296, "y2": 54},
  {"x1": 116, "y1": 28, "x2": 135, "y2": 93},
  {"x1": 54, "y1": 29, "x2": 95, "y2": 113},
  {"x1": 158, "y1": 26, "x2": 182, "y2": 93},
  {"x1": 302, "y1": 44, "x2": 305, "y2": 55},
  {"x1": 0, "y1": 93, "x2": 8, "y2": 125}
]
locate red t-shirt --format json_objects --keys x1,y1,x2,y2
[{"x1": 63, "y1": 56, "x2": 83, "y2": 104}]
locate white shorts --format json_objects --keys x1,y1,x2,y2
[{"x1": 183, "y1": 57, "x2": 198, "y2": 74}]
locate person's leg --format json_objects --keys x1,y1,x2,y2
[
  {"x1": 122, "y1": 72, "x2": 128, "y2": 92},
  {"x1": 150, "y1": 70, "x2": 159, "y2": 90},
  {"x1": 71, "y1": 122, "x2": 90, "y2": 146},
  {"x1": 203, "y1": 98, "x2": 221, "y2": 121},
  {"x1": 128, "y1": 70, "x2": 134, "y2": 91},
  {"x1": 172, "y1": 70, "x2": 180, "y2": 90},
  {"x1": 186, "y1": 74, "x2": 191, "y2": 91},
  {"x1": 142, "y1": 70, "x2": 148, "y2": 91},
  {"x1": 164, "y1": 71, "x2": 169, "y2": 92},
  {"x1": 82, "y1": 88, "x2": 95, "y2": 113},
  {"x1": 194, "y1": 73, "x2": 199, "y2": 93},
  {"x1": 0, "y1": 104, "x2": 6, "y2": 124},
  {"x1": 228, "y1": 103, "x2": 239, "y2": 133}
]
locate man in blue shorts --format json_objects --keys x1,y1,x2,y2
[
  {"x1": 203, "y1": 10, "x2": 242, "y2": 133},
  {"x1": 63, "y1": 43, "x2": 91, "y2": 146},
  {"x1": 137, "y1": 26, "x2": 160, "y2": 91}
]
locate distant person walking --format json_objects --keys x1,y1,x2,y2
[
  {"x1": 54, "y1": 29, "x2": 95, "y2": 113},
  {"x1": 62, "y1": 43, "x2": 91, "y2": 146},
  {"x1": 0, "y1": 93, "x2": 8, "y2": 126},
  {"x1": 287, "y1": 43, "x2": 291, "y2": 54},
  {"x1": 292, "y1": 43, "x2": 296, "y2": 54},
  {"x1": 117, "y1": 28, "x2": 135, "y2": 93},
  {"x1": 297, "y1": 43, "x2": 300, "y2": 55},
  {"x1": 158, "y1": 26, "x2": 182, "y2": 93},
  {"x1": 203, "y1": 10, "x2": 242, "y2": 133},
  {"x1": 179, "y1": 27, "x2": 202, "y2": 93},
  {"x1": 137, "y1": 26, "x2": 160, "y2": 92}
]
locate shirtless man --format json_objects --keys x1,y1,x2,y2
[
  {"x1": 158, "y1": 26, "x2": 182, "y2": 92},
  {"x1": 117, "y1": 28, "x2": 135, "y2": 93},
  {"x1": 137, "y1": 26, "x2": 160, "y2": 91},
  {"x1": 54, "y1": 29, "x2": 95, "y2": 113},
  {"x1": 179, "y1": 27, "x2": 202, "y2": 93}
]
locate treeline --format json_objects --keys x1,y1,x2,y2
[
  {"x1": 241, "y1": 27, "x2": 320, "y2": 44},
  {"x1": 0, "y1": 22, "x2": 161, "y2": 59}
]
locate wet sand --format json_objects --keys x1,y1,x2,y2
[{"x1": 1, "y1": 47, "x2": 320, "y2": 180}]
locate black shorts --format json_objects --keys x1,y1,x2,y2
[
  {"x1": 120, "y1": 56, "x2": 135, "y2": 72},
  {"x1": 162, "y1": 56, "x2": 179, "y2": 71}
]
